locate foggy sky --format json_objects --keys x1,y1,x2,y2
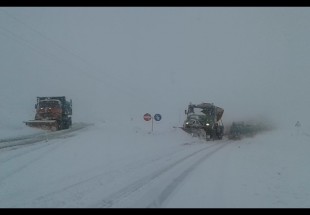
[{"x1": 1, "y1": 7, "x2": 310, "y2": 129}]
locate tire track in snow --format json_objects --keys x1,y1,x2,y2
[
  {"x1": 0, "y1": 135, "x2": 75, "y2": 165},
  {"x1": 0, "y1": 138, "x2": 67, "y2": 183},
  {"x1": 147, "y1": 142, "x2": 228, "y2": 207},
  {"x1": 0, "y1": 122, "x2": 91, "y2": 149},
  {"x1": 24, "y1": 138, "x2": 228, "y2": 207},
  {"x1": 0, "y1": 123, "x2": 92, "y2": 184},
  {"x1": 0, "y1": 123, "x2": 90, "y2": 165},
  {"x1": 93, "y1": 141, "x2": 229, "y2": 208},
  {"x1": 28, "y1": 139, "x2": 212, "y2": 207}
]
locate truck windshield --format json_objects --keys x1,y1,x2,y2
[{"x1": 39, "y1": 101, "x2": 60, "y2": 108}]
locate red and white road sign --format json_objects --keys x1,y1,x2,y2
[{"x1": 143, "y1": 113, "x2": 152, "y2": 121}]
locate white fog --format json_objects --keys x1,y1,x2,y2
[{"x1": 0, "y1": 7, "x2": 310, "y2": 208}]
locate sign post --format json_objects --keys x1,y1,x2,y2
[
  {"x1": 143, "y1": 113, "x2": 152, "y2": 132},
  {"x1": 144, "y1": 113, "x2": 162, "y2": 133},
  {"x1": 153, "y1": 114, "x2": 162, "y2": 133}
]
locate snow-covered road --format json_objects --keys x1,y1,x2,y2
[
  {"x1": 0, "y1": 122, "x2": 233, "y2": 208},
  {"x1": 0, "y1": 122, "x2": 92, "y2": 149},
  {"x1": 1, "y1": 121, "x2": 310, "y2": 208}
]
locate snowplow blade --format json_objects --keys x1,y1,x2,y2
[{"x1": 23, "y1": 120, "x2": 58, "y2": 131}]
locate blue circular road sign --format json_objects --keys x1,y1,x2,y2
[{"x1": 154, "y1": 113, "x2": 162, "y2": 121}]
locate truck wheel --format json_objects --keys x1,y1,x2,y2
[
  {"x1": 210, "y1": 130, "x2": 216, "y2": 141},
  {"x1": 63, "y1": 120, "x2": 70, "y2": 129}
]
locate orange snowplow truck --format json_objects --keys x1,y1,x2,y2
[{"x1": 24, "y1": 96, "x2": 72, "y2": 131}]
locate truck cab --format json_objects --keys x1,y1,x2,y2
[{"x1": 183, "y1": 102, "x2": 224, "y2": 140}]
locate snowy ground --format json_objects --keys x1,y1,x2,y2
[{"x1": 0, "y1": 119, "x2": 309, "y2": 208}]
